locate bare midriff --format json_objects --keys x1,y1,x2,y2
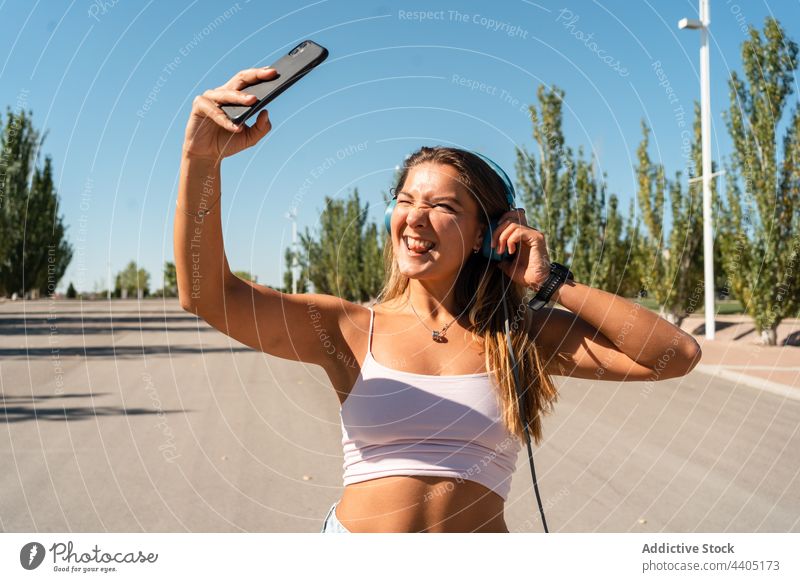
[{"x1": 335, "y1": 475, "x2": 508, "y2": 533}]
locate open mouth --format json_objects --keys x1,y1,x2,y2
[{"x1": 403, "y1": 236, "x2": 436, "y2": 256}]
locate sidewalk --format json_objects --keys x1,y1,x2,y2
[{"x1": 677, "y1": 314, "x2": 800, "y2": 399}]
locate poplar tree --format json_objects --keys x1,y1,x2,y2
[
  {"x1": 621, "y1": 198, "x2": 650, "y2": 299},
  {"x1": 0, "y1": 109, "x2": 72, "y2": 297},
  {"x1": 515, "y1": 84, "x2": 635, "y2": 295},
  {"x1": 635, "y1": 109, "x2": 712, "y2": 325},
  {"x1": 635, "y1": 121, "x2": 669, "y2": 312},
  {"x1": 114, "y1": 261, "x2": 150, "y2": 299},
  {"x1": 162, "y1": 261, "x2": 177, "y2": 297},
  {"x1": 596, "y1": 191, "x2": 640, "y2": 297},
  {"x1": 283, "y1": 246, "x2": 309, "y2": 294},
  {"x1": 299, "y1": 188, "x2": 383, "y2": 302},
  {"x1": 515, "y1": 85, "x2": 575, "y2": 263},
  {"x1": 569, "y1": 152, "x2": 605, "y2": 288},
  {"x1": 720, "y1": 17, "x2": 800, "y2": 344}
]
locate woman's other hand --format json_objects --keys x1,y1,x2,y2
[{"x1": 491, "y1": 208, "x2": 551, "y2": 292}]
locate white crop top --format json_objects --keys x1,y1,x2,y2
[{"x1": 339, "y1": 307, "x2": 521, "y2": 501}]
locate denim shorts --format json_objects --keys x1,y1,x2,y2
[{"x1": 320, "y1": 500, "x2": 351, "y2": 533}]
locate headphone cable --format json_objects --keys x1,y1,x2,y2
[{"x1": 502, "y1": 296, "x2": 549, "y2": 533}]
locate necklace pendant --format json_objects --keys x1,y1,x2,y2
[{"x1": 432, "y1": 330, "x2": 441, "y2": 342}]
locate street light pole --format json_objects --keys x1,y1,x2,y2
[{"x1": 679, "y1": 0, "x2": 717, "y2": 340}]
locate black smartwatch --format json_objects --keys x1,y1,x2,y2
[{"x1": 526, "y1": 262, "x2": 574, "y2": 311}]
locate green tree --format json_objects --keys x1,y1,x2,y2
[
  {"x1": 568, "y1": 152, "x2": 604, "y2": 287},
  {"x1": 515, "y1": 85, "x2": 636, "y2": 295},
  {"x1": 595, "y1": 191, "x2": 641, "y2": 297},
  {"x1": 635, "y1": 121, "x2": 669, "y2": 312},
  {"x1": 672, "y1": 102, "x2": 720, "y2": 324},
  {"x1": 162, "y1": 261, "x2": 177, "y2": 297},
  {"x1": 283, "y1": 245, "x2": 308, "y2": 294},
  {"x1": 114, "y1": 261, "x2": 150, "y2": 299},
  {"x1": 515, "y1": 85, "x2": 575, "y2": 263},
  {"x1": 299, "y1": 187, "x2": 383, "y2": 302},
  {"x1": 635, "y1": 113, "x2": 712, "y2": 325},
  {"x1": 720, "y1": 17, "x2": 800, "y2": 344},
  {"x1": 0, "y1": 109, "x2": 72, "y2": 298},
  {"x1": 620, "y1": 198, "x2": 650, "y2": 298},
  {"x1": 360, "y1": 221, "x2": 384, "y2": 299},
  {"x1": 66, "y1": 282, "x2": 77, "y2": 298},
  {"x1": 565, "y1": 157, "x2": 642, "y2": 296}
]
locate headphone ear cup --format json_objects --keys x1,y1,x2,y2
[
  {"x1": 384, "y1": 198, "x2": 396, "y2": 234},
  {"x1": 481, "y1": 218, "x2": 509, "y2": 262}
]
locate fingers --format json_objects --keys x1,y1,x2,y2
[
  {"x1": 224, "y1": 67, "x2": 279, "y2": 90},
  {"x1": 203, "y1": 87, "x2": 258, "y2": 107},
  {"x1": 494, "y1": 221, "x2": 542, "y2": 255},
  {"x1": 492, "y1": 222, "x2": 516, "y2": 254},
  {"x1": 192, "y1": 95, "x2": 241, "y2": 132},
  {"x1": 505, "y1": 228, "x2": 522, "y2": 255},
  {"x1": 491, "y1": 208, "x2": 529, "y2": 251},
  {"x1": 241, "y1": 109, "x2": 272, "y2": 148}
]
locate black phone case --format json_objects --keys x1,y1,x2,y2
[{"x1": 221, "y1": 40, "x2": 329, "y2": 125}]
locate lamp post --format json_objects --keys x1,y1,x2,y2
[{"x1": 679, "y1": 0, "x2": 718, "y2": 340}]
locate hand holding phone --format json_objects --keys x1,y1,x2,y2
[
  {"x1": 221, "y1": 40, "x2": 329, "y2": 125},
  {"x1": 182, "y1": 67, "x2": 279, "y2": 163},
  {"x1": 182, "y1": 40, "x2": 329, "y2": 163}
]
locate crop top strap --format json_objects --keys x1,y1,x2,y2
[{"x1": 367, "y1": 306, "x2": 375, "y2": 354}]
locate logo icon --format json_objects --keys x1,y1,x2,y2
[{"x1": 20, "y1": 542, "x2": 46, "y2": 570}]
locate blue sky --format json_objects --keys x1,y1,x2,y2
[{"x1": 1, "y1": 0, "x2": 798, "y2": 293}]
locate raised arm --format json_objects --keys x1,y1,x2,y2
[
  {"x1": 173, "y1": 67, "x2": 354, "y2": 368},
  {"x1": 490, "y1": 210, "x2": 701, "y2": 382},
  {"x1": 530, "y1": 282, "x2": 702, "y2": 382}
]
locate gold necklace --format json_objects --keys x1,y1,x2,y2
[{"x1": 407, "y1": 295, "x2": 472, "y2": 342}]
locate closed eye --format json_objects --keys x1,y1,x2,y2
[
  {"x1": 394, "y1": 192, "x2": 458, "y2": 214},
  {"x1": 397, "y1": 200, "x2": 454, "y2": 211}
]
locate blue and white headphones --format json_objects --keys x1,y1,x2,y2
[{"x1": 384, "y1": 150, "x2": 517, "y2": 262}]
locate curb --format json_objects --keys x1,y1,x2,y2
[{"x1": 695, "y1": 364, "x2": 800, "y2": 402}]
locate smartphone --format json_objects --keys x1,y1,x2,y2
[{"x1": 221, "y1": 40, "x2": 329, "y2": 125}]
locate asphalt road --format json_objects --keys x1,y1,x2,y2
[{"x1": 1, "y1": 299, "x2": 797, "y2": 532}]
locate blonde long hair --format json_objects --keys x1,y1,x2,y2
[{"x1": 376, "y1": 146, "x2": 559, "y2": 445}]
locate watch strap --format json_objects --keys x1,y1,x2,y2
[{"x1": 527, "y1": 262, "x2": 574, "y2": 311}]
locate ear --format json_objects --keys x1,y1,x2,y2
[{"x1": 475, "y1": 222, "x2": 488, "y2": 250}]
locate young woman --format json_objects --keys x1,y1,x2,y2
[{"x1": 174, "y1": 67, "x2": 702, "y2": 533}]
